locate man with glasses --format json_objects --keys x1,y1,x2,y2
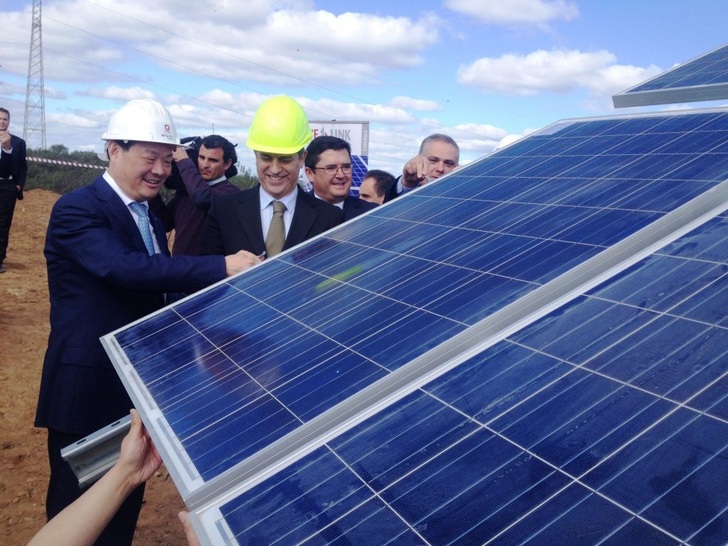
[
  {"x1": 388, "y1": 133, "x2": 460, "y2": 200},
  {"x1": 305, "y1": 136, "x2": 377, "y2": 221}
]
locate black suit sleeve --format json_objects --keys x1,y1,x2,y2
[
  {"x1": 12, "y1": 135, "x2": 28, "y2": 189},
  {"x1": 200, "y1": 196, "x2": 227, "y2": 256}
]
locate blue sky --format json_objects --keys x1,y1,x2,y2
[{"x1": 1, "y1": 0, "x2": 727, "y2": 175}]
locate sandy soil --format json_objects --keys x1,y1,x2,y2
[{"x1": 0, "y1": 189, "x2": 186, "y2": 545}]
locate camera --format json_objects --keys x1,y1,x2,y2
[{"x1": 164, "y1": 136, "x2": 238, "y2": 191}]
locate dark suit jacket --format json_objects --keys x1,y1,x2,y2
[
  {"x1": 35, "y1": 176, "x2": 227, "y2": 436},
  {"x1": 2, "y1": 133, "x2": 28, "y2": 188},
  {"x1": 201, "y1": 185, "x2": 344, "y2": 256},
  {"x1": 385, "y1": 175, "x2": 418, "y2": 202},
  {"x1": 308, "y1": 190, "x2": 378, "y2": 221},
  {"x1": 341, "y1": 195, "x2": 377, "y2": 221}
]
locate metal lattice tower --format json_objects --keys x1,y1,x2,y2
[{"x1": 24, "y1": 0, "x2": 46, "y2": 149}]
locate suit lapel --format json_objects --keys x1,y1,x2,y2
[
  {"x1": 237, "y1": 188, "x2": 265, "y2": 252},
  {"x1": 93, "y1": 177, "x2": 163, "y2": 256},
  {"x1": 149, "y1": 210, "x2": 170, "y2": 256},
  {"x1": 286, "y1": 191, "x2": 317, "y2": 248}
]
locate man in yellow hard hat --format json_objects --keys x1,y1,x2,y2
[
  {"x1": 201, "y1": 95, "x2": 343, "y2": 258},
  {"x1": 34, "y1": 98, "x2": 261, "y2": 546}
]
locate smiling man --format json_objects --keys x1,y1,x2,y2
[
  {"x1": 154, "y1": 134, "x2": 241, "y2": 255},
  {"x1": 201, "y1": 95, "x2": 343, "y2": 258},
  {"x1": 305, "y1": 135, "x2": 378, "y2": 221},
  {"x1": 387, "y1": 133, "x2": 460, "y2": 200},
  {"x1": 35, "y1": 99, "x2": 261, "y2": 546}
]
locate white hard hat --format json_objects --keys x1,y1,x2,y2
[{"x1": 101, "y1": 99, "x2": 181, "y2": 146}]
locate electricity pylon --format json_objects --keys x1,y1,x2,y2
[{"x1": 24, "y1": 0, "x2": 46, "y2": 149}]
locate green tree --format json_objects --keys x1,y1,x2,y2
[
  {"x1": 25, "y1": 146, "x2": 106, "y2": 194},
  {"x1": 25, "y1": 146, "x2": 261, "y2": 196},
  {"x1": 229, "y1": 165, "x2": 259, "y2": 190}
]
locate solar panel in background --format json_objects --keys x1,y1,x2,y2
[
  {"x1": 613, "y1": 42, "x2": 728, "y2": 108},
  {"x1": 102, "y1": 108, "x2": 728, "y2": 544},
  {"x1": 205, "y1": 212, "x2": 728, "y2": 544}
]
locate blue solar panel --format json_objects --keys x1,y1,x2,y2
[
  {"x1": 613, "y1": 43, "x2": 728, "y2": 108},
  {"x1": 205, "y1": 213, "x2": 728, "y2": 545},
  {"x1": 102, "y1": 108, "x2": 728, "y2": 544}
]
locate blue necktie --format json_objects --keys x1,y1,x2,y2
[{"x1": 129, "y1": 202, "x2": 156, "y2": 256}]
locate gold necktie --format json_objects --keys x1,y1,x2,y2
[{"x1": 265, "y1": 200, "x2": 286, "y2": 256}]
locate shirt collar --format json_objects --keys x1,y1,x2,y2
[
  {"x1": 103, "y1": 171, "x2": 145, "y2": 208},
  {"x1": 313, "y1": 191, "x2": 344, "y2": 209},
  {"x1": 207, "y1": 175, "x2": 227, "y2": 186},
  {"x1": 259, "y1": 184, "x2": 298, "y2": 211}
]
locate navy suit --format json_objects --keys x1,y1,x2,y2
[
  {"x1": 35, "y1": 175, "x2": 226, "y2": 545},
  {"x1": 201, "y1": 185, "x2": 344, "y2": 256}
]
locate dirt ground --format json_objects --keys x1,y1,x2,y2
[{"x1": 0, "y1": 189, "x2": 186, "y2": 544}]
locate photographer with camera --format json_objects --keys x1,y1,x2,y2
[{"x1": 153, "y1": 134, "x2": 241, "y2": 256}]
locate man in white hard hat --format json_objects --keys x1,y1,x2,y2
[{"x1": 34, "y1": 99, "x2": 260, "y2": 546}]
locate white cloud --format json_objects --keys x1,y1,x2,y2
[
  {"x1": 30, "y1": 1, "x2": 439, "y2": 87},
  {"x1": 458, "y1": 49, "x2": 662, "y2": 97},
  {"x1": 388, "y1": 96, "x2": 442, "y2": 111},
  {"x1": 48, "y1": 112, "x2": 103, "y2": 129},
  {"x1": 299, "y1": 97, "x2": 417, "y2": 124},
  {"x1": 83, "y1": 86, "x2": 157, "y2": 101},
  {"x1": 0, "y1": 82, "x2": 27, "y2": 97},
  {"x1": 450, "y1": 122, "x2": 508, "y2": 155},
  {"x1": 445, "y1": 0, "x2": 578, "y2": 26}
]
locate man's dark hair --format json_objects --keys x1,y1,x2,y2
[
  {"x1": 114, "y1": 140, "x2": 136, "y2": 151},
  {"x1": 305, "y1": 136, "x2": 351, "y2": 169},
  {"x1": 200, "y1": 134, "x2": 237, "y2": 165},
  {"x1": 363, "y1": 169, "x2": 395, "y2": 197},
  {"x1": 0, "y1": 108, "x2": 9, "y2": 118},
  {"x1": 104, "y1": 139, "x2": 136, "y2": 159}
]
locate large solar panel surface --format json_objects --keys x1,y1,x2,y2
[
  {"x1": 613, "y1": 43, "x2": 728, "y2": 108},
  {"x1": 102, "y1": 108, "x2": 728, "y2": 545},
  {"x1": 205, "y1": 212, "x2": 728, "y2": 545}
]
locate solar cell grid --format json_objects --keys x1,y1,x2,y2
[
  {"x1": 208, "y1": 215, "x2": 728, "y2": 545},
  {"x1": 613, "y1": 43, "x2": 728, "y2": 107},
  {"x1": 101, "y1": 109, "x2": 728, "y2": 543}
]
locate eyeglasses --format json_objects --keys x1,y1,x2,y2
[{"x1": 313, "y1": 163, "x2": 353, "y2": 175}]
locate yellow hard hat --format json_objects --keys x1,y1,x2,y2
[{"x1": 246, "y1": 95, "x2": 312, "y2": 155}]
